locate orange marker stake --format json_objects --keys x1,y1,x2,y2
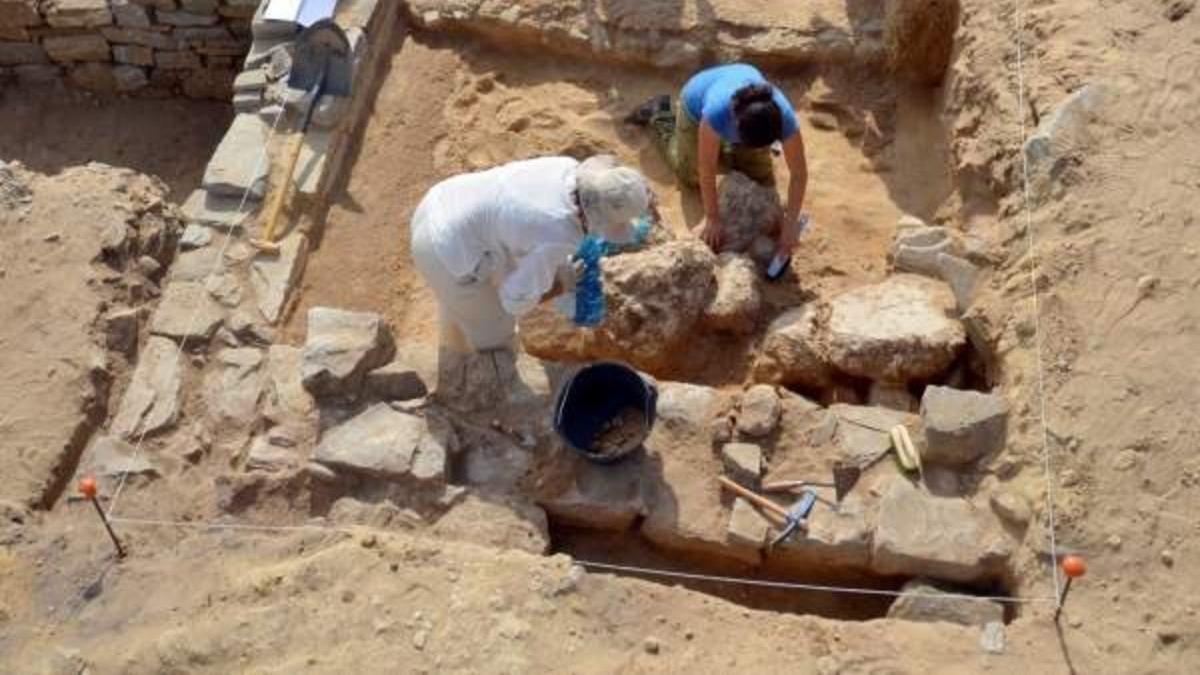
[
  {"x1": 1054, "y1": 554, "x2": 1087, "y2": 621},
  {"x1": 78, "y1": 477, "x2": 125, "y2": 558}
]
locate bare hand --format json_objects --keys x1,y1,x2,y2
[
  {"x1": 775, "y1": 213, "x2": 810, "y2": 255},
  {"x1": 699, "y1": 217, "x2": 724, "y2": 252}
]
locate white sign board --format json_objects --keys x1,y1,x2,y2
[{"x1": 263, "y1": 0, "x2": 338, "y2": 26}]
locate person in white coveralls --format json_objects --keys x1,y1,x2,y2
[{"x1": 410, "y1": 155, "x2": 652, "y2": 352}]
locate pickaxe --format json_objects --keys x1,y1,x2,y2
[
  {"x1": 762, "y1": 463, "x2": 862, "y2": 505},
  {"x1": 718, "y1": 476, "x2": 817, "y2": 548}
]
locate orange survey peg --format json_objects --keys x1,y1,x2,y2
[
  {"x1": 78, "y1": 476, "x2": 98, "y2": 500},
  {"x1": 1061, "y1": 555, "x2": 1087, "y2": 578}
]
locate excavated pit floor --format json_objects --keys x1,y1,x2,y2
[
  {"x1": 285, "y1": 31, "x2": 954, "y2": 368},
  {"x1": 271, "y1": 29, "x2": 972, "y2": 620}
]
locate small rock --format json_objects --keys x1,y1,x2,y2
[
  {"x1": 1162, "y1": 550, "x2": 1175, "y2": 567},
  {"x1": 920, "y1": 386, "x2": 1009, "y2": 466},
  {"x1": 809, "y1": 111, "x2": 838, "y2": 130},
  {"x1": 205, "y1": 273, "x2": 244, "y2": 308},
  {"x1": 1106, "y1": 534, "x2": 1122, "y2": 550},
  {"x1": 936, "y1": 253, "x2": 980, "y2": 312},
  {"x1": 721, "y1": 443, "x2": 763, "y2": 489},
  {"x1": 980, "y1": 621, "x2": 1006, "y2": 654},
  {"x1": 737, "y1": 385, "x2": 781, "y2": 438},
  {"x1": 717, "y1": 171, "x2": 781, "y2": 254},
  {"x1": 104, "y1": 307, "x2": 141, "y2": 356},
  {"x1": 43, "y1": 232, "x2": 61, "y2": 243},
  {"x1": 179, "y1": 223, "x2": 213, "y2": 250},
  {"x1": 304, "y1": 461, "x2": 338, "y2": 482},
  {"x1": 643, "y1": 637, "x2": 660, "y2": 655},
  {"x1": 702, "y1": 253, "x2": 763, "y2": 335},
  {"x1": 412, "y1": 629, "x2": 428, "y2": 650},
  {"x1": 245, "y1": 435, "x2": 298, "y2": 473},
  {"x1": 137, "y1": 255, "x2": 162, "y2": 279},
  {"x1": 1137, "y1": 275, "x2": 1159, "y2": 296},
  {"x1": 988, "y1": 490, "x2": 1031, "y2": 526}
]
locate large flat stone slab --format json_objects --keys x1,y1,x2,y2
[
  {"x1": 871, "y1": 478, "x2": 1014, "y2": 584},
  {"x1": 149, "y1": 281, "x2": 225, "y2": 342},
  {"x1": 826, "y1": 274, "x2": 966, "y2": 382},
  {"x1": 313, "y1": 403, "x2": 448, "y2": 482},
  {"x1": 250, "y1": 232, "x2": 308, "y2": 324},
  {"x1": 203, "y1": 348, "x2": 264, "y2": 428},
  {"x1": 887, "y1": 579, "x2": 1005, "y2": 626},
  {"x1": 112, "y1": 336, "x2": 183, "y2": 439},
  {"x1": 201, "y1": 113, "x2": 269, "y2": 200},
  {"x1": 181, "y1": 188, "x2": 251, "y2": 231},
  {"x1": 830, "y1": 404, "x2": 914, "y2": 469}
]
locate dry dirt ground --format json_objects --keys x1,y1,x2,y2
[
  {"x1": 3, "y1": 0, "x2": 1200, "y2": 673},
  {"x1": 285, "y1": 32, "x2": 953, "y2": 370},
  {"x1": 0, "y1": 87, "x2": 232, "y2": 203}
]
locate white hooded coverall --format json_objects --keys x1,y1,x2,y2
[{"x1": 410, "y1": 156, "x2": 584, "y2": 351}]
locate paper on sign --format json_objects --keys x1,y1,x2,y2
[
  {"x1": 297, "y1": 0, "x2": 338, "y2": 26},
  {"x1": 262, "y1": 0, "x2": 303, "y2": 21},
  {"x1": 262, "y1": 0, "x2": 338, "y2": 26}
]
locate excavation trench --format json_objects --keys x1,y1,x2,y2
[
  {"x1": 550, "y1": 522, "x2": 901, "y2": 621},
  {"x1": 279, "y1": 25, "x2": 1012, "y2": 623}
]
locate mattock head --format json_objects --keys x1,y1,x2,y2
[{"x1": 769, "y1": 490, "x2": 817, "y2": 548}]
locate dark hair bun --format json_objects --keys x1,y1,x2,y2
[
  {"x1": 732, "y1": 83, "x2": 783, "y2": 148},
  {"x1": 732, "y1": 83, "x2": 775, "y2": 113}
]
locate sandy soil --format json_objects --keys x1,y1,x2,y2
[
  {"x1": 3, "y1": 0, "x2": 1200, "y2": 672},
  {"x1": 0, "y1": 87, "x2": 231, "y2": 203},
  {"x1": 286, "y1": 32, "x2": 950, "y2": 359}
]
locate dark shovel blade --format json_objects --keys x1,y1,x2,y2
[{"x1": 289, "y1": 18, "x2": 353, "y2": 97}]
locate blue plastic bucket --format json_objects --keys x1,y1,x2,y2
[{"x1": 553, "y1": 362, "x2": 658, "y2": 464}]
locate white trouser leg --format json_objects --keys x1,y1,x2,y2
[{"x1": 410, "y1": 210, "x2": 516, "y2": 353}]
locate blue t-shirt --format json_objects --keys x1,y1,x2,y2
[{"x1": 681, "y1": 63, "x2": 799, "y2": 145}]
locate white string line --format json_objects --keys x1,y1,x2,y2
[
  {"x1": 1011, "y1": 0, "x2": 1063, "y2": 606},
  {"x1": 105, "y1": 105, "x2": 288, "y2": 520},
  {"x1": 105, "y1": 516, "x2": 1054, "y2": 605},
  {"x1": 110, "y1": 516, "x2": 359, "y2": 535},
  {"x1": 578, "y1": 561, "x2": 1056, "y2": 605}
]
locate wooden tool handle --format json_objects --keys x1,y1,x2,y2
[
  {"x1": 718, "y1": 476, "x2": 790, "y2": 519},
  {"x1": 259, "y1": 132, "x2": 306, "y2": 245}
]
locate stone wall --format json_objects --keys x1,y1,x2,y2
[{"x1": 0, "y1": 0, "x2": 256, "y2": 98}]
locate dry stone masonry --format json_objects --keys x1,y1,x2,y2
[{"x1": 0, "y1": 0, "x2": 255, "y2": 97}]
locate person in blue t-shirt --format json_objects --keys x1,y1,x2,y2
[{"x1": 628, "y1": 63, "x2": 809, "y2": 276}]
